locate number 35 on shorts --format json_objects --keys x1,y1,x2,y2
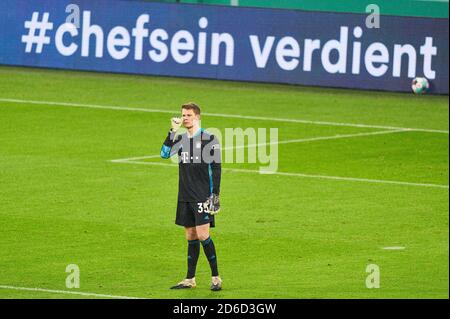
[{"x1": 197, "y1": 202, "x2": 209, "y2": 214}]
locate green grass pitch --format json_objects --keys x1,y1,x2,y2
[{"x1": 0, "y1": 65, "x2": 448, "y2": 299}]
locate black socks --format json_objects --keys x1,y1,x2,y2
[
  {"x1": 201, "y1": 236, "x2": 219, "y2": 277},
  {"x1": 186, "y1": 236, "x2": 219, "y2": 278},
  {"x1": 186, "y1": 239, "x2": 200, "y2": 279}
]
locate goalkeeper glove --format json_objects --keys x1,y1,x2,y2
[
  {"x1": 170, "y1": 117, "x2": 182, "y2": 133},
  {"x1": 204, "y1": 193, "x2": 220, "y2": 215}
]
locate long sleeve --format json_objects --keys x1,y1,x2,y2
[
  {"x1": 211, "y1": 162, "x2": 221, "y2": 195},
  {"x1": 160, "y1": 130, "x2": 181, "y2": 159},
  {"x1": 210, "y1": 135, "x2": 221, "y2": 195}
]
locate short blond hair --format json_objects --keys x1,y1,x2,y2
[{"x1": 181, "y1": 102, "x2": 201, "y2": 115}]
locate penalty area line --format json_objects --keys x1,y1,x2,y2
[
  {"x1": 110, "y1": 160, "x2": 449, "y2": 189},
  {"x1": 110, "y1": 129, "x2": 409, "y2": 162},
  {"x1": 0, "y1": 285, "x2": 143, "y2": 299}
]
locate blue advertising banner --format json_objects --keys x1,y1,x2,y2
[{"x1": 0, "y1": 0, "x2": 448, "y2": 93}]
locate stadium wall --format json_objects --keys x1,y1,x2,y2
[{"x1": 0, "y1": 0, "x2": 448, "y2": 94}]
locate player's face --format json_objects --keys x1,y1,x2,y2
[{"x1": 182, "y1": 109, "x2": 199, "y2": 129}]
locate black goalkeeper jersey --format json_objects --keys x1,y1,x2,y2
[{"x1": 160, "y1": 128, "x2": 221, "y2": 202}]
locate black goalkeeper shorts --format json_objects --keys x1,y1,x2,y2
[{"x1": 175, "y1": 201, "x2": 215, "y2": 228}]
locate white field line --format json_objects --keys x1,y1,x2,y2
[
  {"x1": 1, "y1": 98, "x2": 448, "y2": 134},
  {"x1": 111, "y1": 129, "x2": 408, "y2": 162},
  {"x1": 111, "y1": 160, "x2": 449, "y2": 189},
  {"x1": 111, "y1": 154, "x2": 162, "y2": 162},
  {"x1": 231, "y1": 129, "x2": 410, "y2": 148},
  {"x1": 0, "y1": 285, "x2": 143, "y2": 299}
]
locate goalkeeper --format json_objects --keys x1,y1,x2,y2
[{"x1": 160, "y1": 102, "x2": 222, "y2": 291}]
